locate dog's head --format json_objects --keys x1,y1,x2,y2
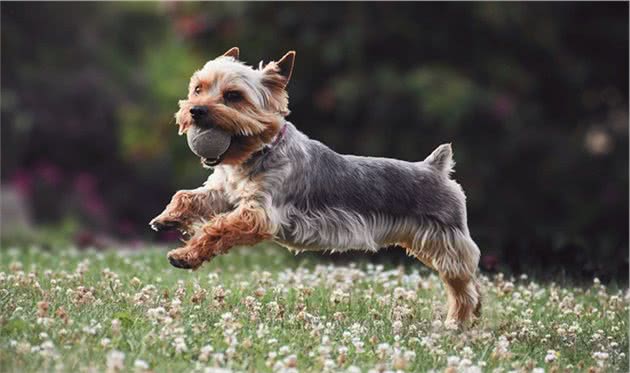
[{"x1": 175, "y1": 47, "x2": 295, "y2": 166}]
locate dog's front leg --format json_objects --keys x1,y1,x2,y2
[
  {"x1": 149, "y1": 187, "x2": 231, "y2": 236},
  {"x1": 166, "y1": 199, "x2": 272, "y2": 269}
]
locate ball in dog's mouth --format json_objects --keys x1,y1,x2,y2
[{"x1": 186, "y1": 125, "x2": 231, "y2": 166}]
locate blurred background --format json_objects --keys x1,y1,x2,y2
[{"x1": 1, "y1": 2, "x2": 628, "y2": 281}]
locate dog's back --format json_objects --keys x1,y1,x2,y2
[{"x1": 264, "y1": 124, "x2": 470, "y2": 252}]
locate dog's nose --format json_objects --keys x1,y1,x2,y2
[{"x1": 190, "y1": 106, "x2": 208, "y2": 120}]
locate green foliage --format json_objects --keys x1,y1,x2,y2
[{"x1": 405, "y1": 67, "x2": 481, "y2": 127}]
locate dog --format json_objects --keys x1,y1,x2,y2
[{"x1": 150, "y1": 47, "x2": 481, "y2": 323}]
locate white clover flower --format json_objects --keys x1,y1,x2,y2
[
  {"x1": 462, "y1": 366, "x2": 482, "y2": 373},
  {"x1": 133, "y1": 359, "x2": 149, "y2": 371},
  {"x1": 544, "y1": 350, "x2": 557, "y2": 363},
  {"x1": 130, "y1": 277, "x2": 142, "y2": 287},
  {"x1": 351, "y1": 337, "x2": 365, "y2": 353},
  {"x1": 82, "y1": 324, "x2": 101, "y2": 335},
  {"x1": 272, "y1": 361, "x2": 284, "y2": 371},
  {"x1": 36, "y1": 317, "x2": 53, "y2": 327},
  {"x1": 284, "y1": 354, "x2": 298, "y2": 368},
  {"x1": 461, "y1": 346, "x2": 474, "y2": 359},
  {"x1": 16, "y1": 341, "x2": 31, "y2": 354},
  {"x1": 393, "y1": 287, "x2": 406, "y2": 300},
  {"x1": 106, "y1": 350, "x2": 125, "y2": 372},
  {"x1": 199, "y1": 345, "x2": 214, "y2": 362},
  {"x1": 220, "y1": 312, "x2": 234, "y2": 322},
  {"x1": 444, "y1": 319, "x2": 459, "y2": 330},
  {"x1": 173, "y1": 336, "x2": 188, "y2": 354},
  {"x1": 279, "y1": 345, "x2": 290, "y2": 355},
  {"x1": 447, "y1": 355, "x2": 460, "y2": 367},
  {"x1": 431, "y1": 320, "x2": 442, "y2": 329},
  {"x1": 404, "y1": 350, "x2": 416, "y2": 362},
  {"x1": 212, "y1": 352, "x2": 226, "y2": 366},
  {"x1": 323, "y1": 358, "x2": 335, "y2": 370},
  {"x1": 147, "y1": 307, "x2": 166, "y2": 321},
  {"x1": 39, "y1": 340, "x2": 56, "y2": 359},
  {"x1": 492, "y1": 335, "x2": 511, "y2": 359},
  {"x1": 111, "y1": 319, "x2": 121, "y2": 334},
  {"x1": 376, "y1": 343, "x2": 392, "y2": 359}
]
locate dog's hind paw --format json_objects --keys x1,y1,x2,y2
[{"x1": 167, "y1": 248, "x2": 209, "y2": 270}]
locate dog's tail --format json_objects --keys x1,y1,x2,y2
[{"x1": 424, "y1": 143, "x2": 455, "y2": 176}]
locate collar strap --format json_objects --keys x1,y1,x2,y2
[
  {"x1": 262, "y1": 122, "x2": 288, "y2": 153},
  {"x1": 247, "y1": 123, "x2": 288, "y2": 163},
  {"x1": 271, "y1": 123, "x2": 288, "y2": 147}
]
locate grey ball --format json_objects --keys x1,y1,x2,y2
[{"x1": 186, "y1": 126, "x2": 232, "y2": 160}]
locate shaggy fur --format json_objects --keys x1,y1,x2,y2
[{"x1": 150, "y1": 47, "x2": 482, "y2": 324}]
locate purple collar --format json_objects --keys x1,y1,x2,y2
[
  {"x1": 270, "y1": 123, "x2": 288, "y2": 148},
  {"x1": 247, "y1": 122, "x2": 288, "y2": 164}
]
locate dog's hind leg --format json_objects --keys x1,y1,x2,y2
[
  {"x1": 441, "y1": 272, "x2": 481, "y2": 323},
  {"x1": 406, "y1": 226, "x2": 481, "y2": 324},
  {"x1": 433, "y1": 230, "x2": 481, "y2": 324}
]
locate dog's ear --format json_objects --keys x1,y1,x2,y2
[
  {"x1": 275, "y1": 51, "x2": 295, "y2": 83},
  {"x1": 262, "y1": 51, "x2": 296, "y2": 89},
  {"x1": 222, "y1": 47, "x2": 240, "y2": 59}
]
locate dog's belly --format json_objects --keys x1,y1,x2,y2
[
  {"x1": 273, "y1": 238, "x2": 378, "y2": 253},
  {"x1": 273, "y1": 240, "x2": 333, "y2": 253},
  {"x1": 270, "y1": 206, "x2": 415, "y2": 253}
]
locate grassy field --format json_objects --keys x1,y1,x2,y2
[{"x1": 0, "y1": 244, "x2": 627, "y2": 372}]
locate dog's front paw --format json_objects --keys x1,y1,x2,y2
[{"x1": 149, "y1": 216, "x2": 183, "y2": 232}]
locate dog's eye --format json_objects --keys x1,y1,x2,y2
[
  {"x1": 194, "y1": 85, "x2": 201, "y2": 95},
  {"x1": 223, "y1": 91, "x2": 243, "y2": 102}
]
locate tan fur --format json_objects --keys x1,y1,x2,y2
[
  {"x1": 166, "y1": 200, "x2": 272, "y2": 269},
  {"x1": 156, "y1": 190, "x2": 211, "y2": 227},
  {"x1": 398, "y1": 225, "x2": 481, "y2": 324},
  {"x1": 150, "y1": 187, "x2": 232, "y2": 234}
]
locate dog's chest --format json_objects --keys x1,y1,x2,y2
[{"x1": 211, "y1": 166, "x2": 260, "y2": 205}]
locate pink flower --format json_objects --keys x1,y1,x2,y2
[
  {"x1": 73, "y1": 173, "x2": 97, "y2": 195},
  {"x1": 9, "y1": 169, "x2": 33, "y2": 196},
  {"x1": 36, "y1": 162, "x2": 62, "y2": 186}
]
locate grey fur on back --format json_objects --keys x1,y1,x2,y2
[{"x1": 243, "y1": 122, "x2": 473, "y2": 256}]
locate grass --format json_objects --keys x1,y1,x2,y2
[{"x1": 0, "y1": 243, "x2": 627, "y2": 372}]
